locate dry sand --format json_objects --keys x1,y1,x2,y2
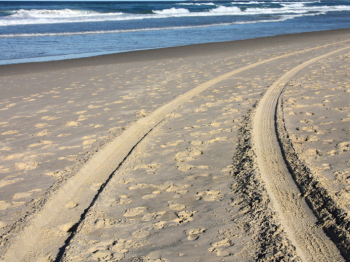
[{"x1": 0, "y1": 29, "x2": 350, "y2": 261}]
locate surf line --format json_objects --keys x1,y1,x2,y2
[
  {"x1": 3, "y1": 40, "x2": 350, "y2": 261},
  {"x1": 253, "y1": 45, "x2": 350, "y2": 261}
]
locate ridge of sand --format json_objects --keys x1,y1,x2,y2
[{"x1": 253, "y1": 46, "x2": 350, "y2": 261}]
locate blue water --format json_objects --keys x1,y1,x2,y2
[{"x1": 1, "y1": 1, "x2": 350, "y2": 65}]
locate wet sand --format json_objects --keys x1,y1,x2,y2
[{"x1": 1, "y1": 28, "x2": 350, "y2": 261}]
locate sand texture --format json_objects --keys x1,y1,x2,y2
[{"x1": 0, "y1": 29, "x2": 350, "y2": 261}]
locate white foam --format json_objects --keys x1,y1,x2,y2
[
  {"x1": 0, "y1": 9, "x2": 125, "y2": 26},
  {"x1": 177, "y1": 2, "x2": 216, "y2": 6},
  {"x1": 1, "y1": 4, "x2": 349, "y2": 27},
  {"x1": 153, "y1": 8, "x2": 190, "y2": 15},
  {"x1": 210, "y1": 6, "x2": 242, "y2": 14},
  {"x1": 280, "y1": 3, "x2": 305, "y2": 8},
  {"x1": 10, "y1": 8, "x2": 103, "y2": 17},
  {"x1": 231, "y1": 1, "x2": 260, "y2": 5},
  {"x1": 244, "y1": 4, "x2": 350, "y2": 15}
]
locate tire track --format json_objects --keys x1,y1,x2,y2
[
  {"x1": 277, "y1": 97, "x2": 350, "y2": 260},
  {"x1": 231, "y1": 106, "x2": 299, "y2": 261},
  {"x1": 2, "y1": 41, "x2": 350, "y2": 261},
  {"x1": 253, "y1": 46, "x2": 350, "y2": 261}
]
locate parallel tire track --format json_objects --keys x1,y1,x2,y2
[
  {"x1": 253, "y1": 46, "x2": 350, "y2": 261},
  {"x1": 2, "y1": 41, "x2": 350, "y2": 261}
]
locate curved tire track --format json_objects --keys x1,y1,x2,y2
[
  {"x1": 253, "y1": 46, "x2": 350, "y2": 261},
  {"x1": 2, "y1": 41, "x2": 350, "y2": 261}
]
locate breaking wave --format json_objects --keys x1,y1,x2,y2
[{"x1": 1, "y1": 3, "x2": 350, "y2": 26}]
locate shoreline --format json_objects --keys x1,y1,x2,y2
[{"x1": 1, "y1": 27, "x2": 350, "y2": 77}]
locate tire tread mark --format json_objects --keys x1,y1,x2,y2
[
  {"x1": 276, "y1": 88, "x2": 350, "y2": 260},
  {"x1": 253, "y1": 46, "x2": 350, "y2": 261}
]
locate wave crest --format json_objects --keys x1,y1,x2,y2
[
  {"x1": 1, "y1": 3, "x2": 350, "y2": 27},
  {"x1": 153, "y1": 8, "x2": 190, "y2": 15},
  {"x1": 210, "y1": 6, "x2": 242, "y2": 14}
]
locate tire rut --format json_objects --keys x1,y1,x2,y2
[
  {"x1": 277, "y1": 89, "x2": 350, "y2": 260},
  {"x1": 231, "y1": 106, "x2": 300, "y2": 261},
  {"x1": 253, "y1": 46, "x2": 350, "y2": 261}
]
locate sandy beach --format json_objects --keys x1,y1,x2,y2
[{"x1": 1, "y1": 28, "x2": 350, "y2": 261}]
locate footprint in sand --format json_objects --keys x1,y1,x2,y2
[
  {"x1": 82, "y1": 139, "x2": 97, "y2": 146},
  {"x1": 174, "y1": 210, "x2": 197, "y2": 224},
  {"x1": 65, "y1": 201, "x2": 78, "y2": 209},
  {"x1": 320, "y1": 121, "x2": 334, "y2": 125},
  {"x1": 209, "y1": 122, "x2": 222, "y2": 127},
  {"x1": 134, "y1": 163, "x2": 159, "y2": 170},
  {"x1": 5, "y1": 103, "x2": 16, "y2": 108},
  {"x1": 64, "y1": 121, "x2": 80, "y2": 127},
  {"x1": 187, "y1": 227, "x2": 206, "y2": 241},
  {"x1": 57, "y1": 134, "x2": 71, "y2": 137},
  {"x1": 160, "y1": 140, "x2": 184, "y2": 148},
  {"x1": 208, "y1": 137, "x2": 228, "y2": 144},
  {"x1": 307, "y1": 148, "x2": 321, "y2": 156},
  {"x1": 58, "y1": 155, "x2": 77, "y2": 161},
  {"x1": 142, "y1": 212, "x2": 166, "y2": 222},
  {"x1": 117, "y1": 195, "x2": 132, "y2": 205},
  {"x1": 0, "y1": 180, "x2": 16, "y2": 188},
  {"x1": 0, "y1": 201, "x2": 12, "y2": 210},
  {"x1": 165, "y1": 183, "x2": 191, "y2": 193},
  {"x1": 186, "y1": 173, "x2": 211, "y2": 181},
  {"x1": 13, "y1": 162, "x2": 39, "y2": 171},
  {"x1": 41, "y1": 116, "x2": 60, "y2": 121},
  {"x1": 45, "y1": 171, "x2": 63, "y2": 178},
  {"x1": 124, "y1": 207, "x2": 147, "y2": 217},
  {"x1": 336, "y1": 141, "x2": 350, "y2": 153},
  {"x1": 132, "y1": 230, "x2": 151, "y2": 239},
  {"x1": 88, "y1": 105, "x2": 102, "y2": 109},
  {"x1": 191, "y1": 140, "x2": 202, "y2": 146},
  {"x1": 209, "y1": 129, "x2": 223, "y2": 135},
  {"x1": 300, "y1": 119, "x2": 313, "y2": 124},
  {"x1": 327, "y1": 150, "x2": 338, "y2": 156},
  {"x1": 4, "y1": 153, "x2": 23, "y2": 160},
  {"x1": 0, "y1": 200, "x2": 25, "y2": 210},
  {"x1": 306, "y1": 135, "x2": 319, "y2": 142},
  {"x1": 0, "y1": 221, "x2": 6, "y2": 229},
  {"x1": 34, "y1": 122, "x2": 47, "y2": 128},
  {"x1": 28, "y1": 140, "x2": 53, "y2": 148},
  {"x1": 1, "y1": 130, "x2": 18, "y2": 135},
  {"x1": 175, "y1": 149, "x2": 202, "y2": 162},
  {"x1": 194, "y1": 108, "x2": 207, "y2": 113},
  {"x1": 196, "y1": 190, "x2": 223, "y2": 201},
  {"x1": 37, "y1": 130, "x2": 51, "y2": 137},
  {"x1": 142, "y1": 194, "x2": 157, "y2": 200},
  {"x1": 0, "y1": 147, "x2": 10, "y2": 152},
  {"x1": 177, "y1": 164, "x2": 193, "y2": 171},
  {"x1": 12, "y1": 189, "x2": 41, "y2": 199},
  {"x1": 168, "y1": 202, "x2": 186, "y2": 211},
  {"x1": 208, "y1": 239, "x2": 234, "y2": 257}
]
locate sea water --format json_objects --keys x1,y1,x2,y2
[{"x1": 1, "y1": 1, "x2": 350, "y2": 65}]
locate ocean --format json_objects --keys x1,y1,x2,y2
[{"x1": 1, "y1": 0, "x2": 350, "y2": 65}]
